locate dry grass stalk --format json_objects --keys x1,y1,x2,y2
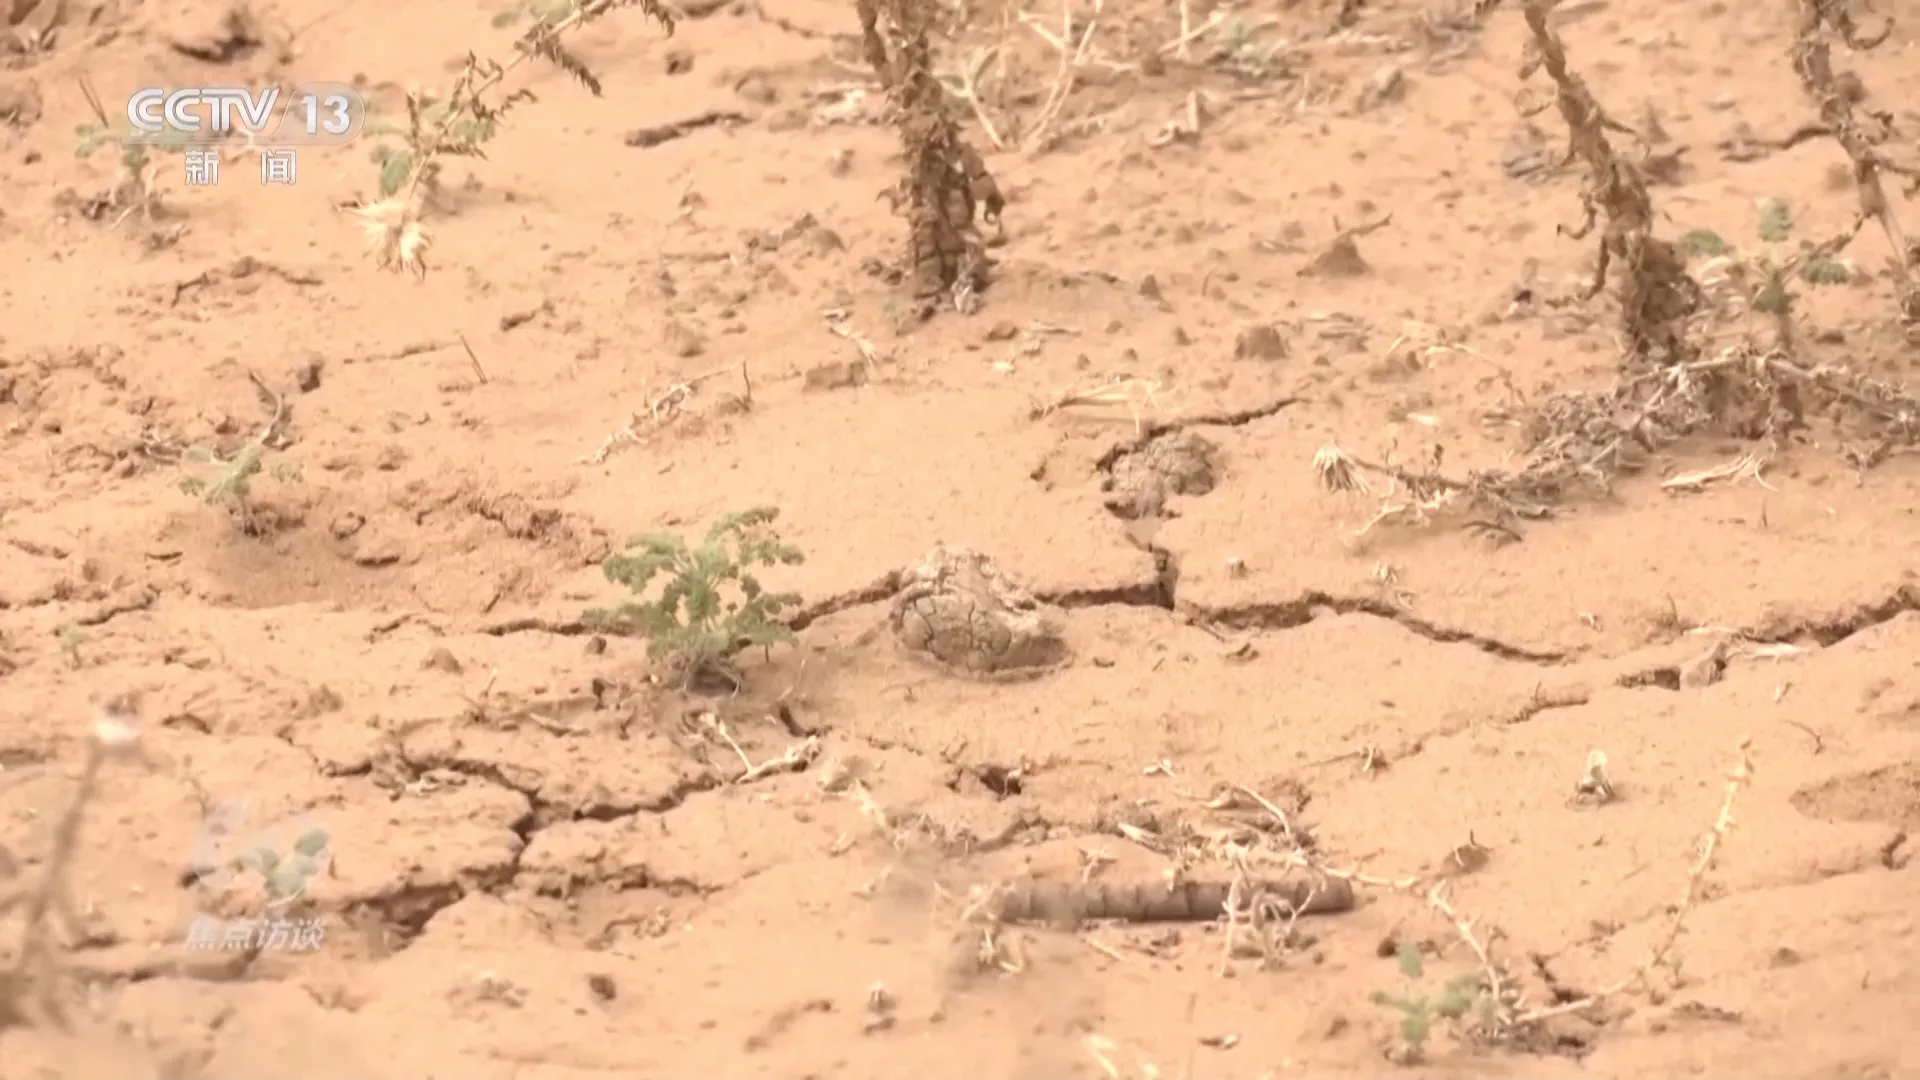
[
  {"x1": 1788, "y1": 0, "x2": 1920, "y2": 340},
  {"x1": 0, "y1": 712, "x2": 142, "y2": 1030},
  {"x1": 1020, "y1": 0, "x2": 1106, "y2": 151},
  {"x1": 1512, "y1": 0, "x2": 1699, "y2": 366},
  {"x1": 1029, "y1": 376, "x2": 1164, "y2": 432},
  {"x1": 578, "y1": 361, "x2": 751, "y2": 464},
  {"x1": 355, "y1": 0, "x2": 675, "y2": 276},
  {"x1": 857, "y1": 0, "x2": 1006, "y2": 313},
  {"x1": 1505, "y1": 738, "x2": 1757, "y2": 1027}
]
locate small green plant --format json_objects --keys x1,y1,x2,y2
[
  {"x1": 1757, "y1": 196, "x2": 1793, "y2": 244},
  {"x1": 1678, "y1": 228, "x2": 1731, "y2": 257},
  {"x1": 73, "y1": 78, "x2": 183, "y2": 226},
  {"x1": 1682, "y1": 197, "x2": 1855, "y2": 325},
  {"x1": 179, "y1": 443, "x2": 302, "y2": 534},
  {"x1": 231, "y1": 826, "x2": 331, "y2": 907},
  {"x1": 56, "y1": 624, "x2": 88, "y2": 670},
  {"x1": 355, "y1": 0, "x2": 674, "y2": 276},
  {"x1": 1371, "y1": 941, "x2": 1484, "y2": 1063},
  {"x1": 584, "y1": 507, "x2": 805, "y2": 688}
]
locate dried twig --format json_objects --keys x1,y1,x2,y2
[
  {"x1": 579, "y1": 361, "x2": 750, "y2": 464},
  {"x1": 1029, "y1": 377, "x2": 1164, "y2": 433},
  {"x1": 1314, "y1": 338, "x2": 1919, "y2": 537},
  {"x1": 1251, "y1": 738, "x2": 1755, "y2": 1042},
  {"x1": 1021, "y1": 0, "x2": 1105, "y2": 152},
  {"x1": 693, "y1": 714, "x2": 820, "y2": 784},
  {"x1": 1509, "y1": 738, "x2": 1756, "y2": 1025},
  {"x1": 355, "y1": 0, "x2": 675, "y2": 275}
]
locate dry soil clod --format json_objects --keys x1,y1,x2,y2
[
  {"x1": 1101, "y1": 431, "x2": 1218, "y2": 520},
  {"x1": 890, "y1": 546, "x2": 1071, "y2": 680}
]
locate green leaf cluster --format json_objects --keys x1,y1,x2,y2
[
  {"x1": 74, "y1": 120, "x2": 178, "y2": 185},
  {"x1": 584, "y1": 507, "x2": 805, "y2": 681},
  {"x1": 364, "y1": 87, "x2": 530, "y2": 198},
  {"x1": 178, "y1": 443, "x2": 301, "y2": 519},
  {"x1": 233, "y1": 826, "x2": 331, "y2": 903},
  {"x1": 1678, "y1": 197, "x2": 1853, "y2": 318},
  {"x1": 1370, "y1": 941, "x2": 1484, "y2": 1061}
]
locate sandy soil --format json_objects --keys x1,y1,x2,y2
[{"x1": 2, "y1": 0, "x2": 1919, "y2": 1075}]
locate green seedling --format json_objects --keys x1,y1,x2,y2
[
  {"x1": 230, "y1": 826, "x2": 331, "y2": 906},
  {"x1": 584, "y1": 506, "x2": 804, "y2": 689},
  {"x1": 179, "y1": 443, "x2": 302, "y2": 534},
  {"x1": 56, "y1": 624, "x2": 88, "y2": 669},
  {"x1": 73, "y1": 78, "x2": 189, "y2": 226},
  {"x1": 1682, "y1": 197, "x2": 1855, "y2": 322},
  {"x1": 1371, "y1": 940, "x2": 1485, "y2": 1063}
]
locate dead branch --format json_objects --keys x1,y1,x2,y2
[
  {"x1": 1315, "y1": 344, "x2": 1920, "y2": 537},
  {"x1": 1517, "y1": 0, "x2": 1698, "y2": 365},
  {"x1": 1789, "y1": 0, "x2": 1920, "y2": 338},
  {"x1": 856, "y1": 0, "x2": 1005, "y2": 313}
]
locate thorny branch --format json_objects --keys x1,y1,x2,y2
[
  {"x1": 357, "y1": 0, "x2": 674, "y2": 275},
  {"x1": 1516, "y1": 0, "x2": 1698, "y2": 366},
  {"x1": 856, "y1": 0, "x2": 1006, "y2": 314},
  {"x1": 1789, "y1": 0, "x2": 1920, "y2": 339}
]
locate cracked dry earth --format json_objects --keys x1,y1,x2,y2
[{"x1": 3, "y1": 0, "x2": 1920, "y2": 1075}]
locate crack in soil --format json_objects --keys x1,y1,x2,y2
[
  {"x1": 337, "y1": 745, "x2": 732, "y2": 943},
  {"x1": 1189, "y1": 594, "x2": 1571, "y2": 664},
  {"x1": 341, "y1": 882, "x2": 470, "y2": 943},
  {"x1": 1040, "y1": 545, "x2": 1179, "y2": 610},
  {"x1": 1744, "y1": 585, "x2": 1920, "y2": 647},
  {"x1": 1093, "y1": 397, "x2": 1301, "y2": 469}
]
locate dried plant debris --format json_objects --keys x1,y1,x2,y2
[
  {"x1": 890, "y1": 546, "x2": 1070, "y2": 680},
  {"x1": 856, "y1": 0, "x2": 1004, "y2": 312},
  {"x1": 1515, "y1": 0, "x2": 1699, "y2": 365},
  {"x1": 1101, "y1": 431, "x2": 1218, "y2": 520},
  {"x1": 1317, "y1": 341, "x2": 1920, "y2": 537},
  {"x1": 1329, "y1": 0, "x2": 1917, "y2": 543},
  {"x1": 1789, "y1": 0, "x2": 1920, "y2": 338}
]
